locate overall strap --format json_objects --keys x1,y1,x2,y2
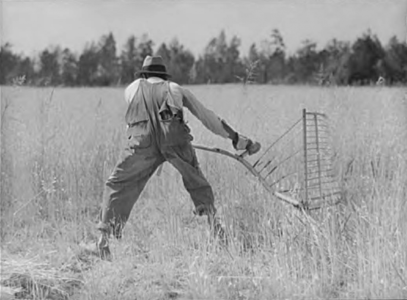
[{"x1": 139, "y1": 80, "x2": 164, "y2": 148}]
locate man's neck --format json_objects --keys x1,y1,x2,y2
[{"x1": 147, "y1": 77, "x2": 165, "y2": 83}]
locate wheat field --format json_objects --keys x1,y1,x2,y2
[{"x1": 1, "y1": 84, "x2": 406, "y2": 299}]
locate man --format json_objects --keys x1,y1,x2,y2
[{"x1": 97, "y1": 56, "x2": 260, "y2": 260}]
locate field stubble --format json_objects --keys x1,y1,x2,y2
[{"x1": 1, "y1": 84, "x2": 406, "y2": 299}]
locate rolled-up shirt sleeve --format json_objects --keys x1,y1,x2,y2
[
  {"x1": 180, "y1": 87, "x2": 236, "y2": 140},
  {"x1": 124, "y1": 79, "x2": 141, "y2": 104}
]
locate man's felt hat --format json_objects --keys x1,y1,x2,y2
[{"x1": 136, "y1": 56, "x2": 171, "y2": 77}]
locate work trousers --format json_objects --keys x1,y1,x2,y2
[{"x1": 97, "y1": 138, "x2": 216, "y2": 238}]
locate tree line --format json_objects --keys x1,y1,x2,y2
[{"x1": 1, "y1": 29, "x2": 406, "y2": 86}]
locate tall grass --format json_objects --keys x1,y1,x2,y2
[
  {"x1": 1, "y1": 90, "x2": 14, "y2": 241},
  {"x1": 1, "y1": 85, "x2": 406, "y2": 299}
]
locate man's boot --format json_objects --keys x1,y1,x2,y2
[
  {"x1": 207, "y1": 213, "x2": 228, "y2": 245},
  {"x1": 97, "y1": 231, "x2": 112, "y2": 261}
]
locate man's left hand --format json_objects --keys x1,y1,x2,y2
[{"x1": 233, "y1": 134, "x2": 261, "y2": 155}]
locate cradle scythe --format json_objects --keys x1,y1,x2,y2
[{"x1": 192, "y1": 109, "x2": 343, "y2": 211}]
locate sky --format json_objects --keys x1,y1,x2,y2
[{"x1": 1, "y1": 0, "x2": 407, "y2": 57}]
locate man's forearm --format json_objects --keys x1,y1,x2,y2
[
  {"x1": 182, "y1": 88, "x2": 234, "y2": 139},
  {"x1": 220, "y1": 119, "x2": 238, "y2": 142}
]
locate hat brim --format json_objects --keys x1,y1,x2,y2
[{"x1": 136, "y1": 70, "x2": 172, "y2": 77}]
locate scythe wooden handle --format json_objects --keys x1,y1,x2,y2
[{"x1": 192, "y1": 144, "x2": 302, "y2": 208}]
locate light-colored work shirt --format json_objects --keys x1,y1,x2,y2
[{"x1": 124, "y1": 77, "x2": 231, "y2": 139}]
